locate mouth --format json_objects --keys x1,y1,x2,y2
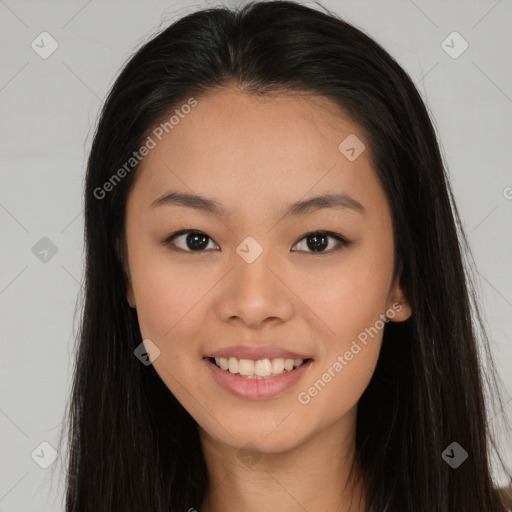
[
  {"x1": 206, "y1": 356, "x2": 313, "y2": 379},
  {"x1": 203, "y1": 355, "x2": 314, "y2": 400}
]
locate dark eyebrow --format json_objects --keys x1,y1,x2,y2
[
  {"x1": 282, "y1": 192, "x2": 365, "y2": 217},
  {"x1": 149, "y1": 191, "x2": 230, "y2": 216},
  {"x1": 149, "y1": 190, "x2": 365, "y2": 217}
]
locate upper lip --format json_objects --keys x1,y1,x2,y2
[{"x1": 203, "y1": 345, "x2": 313, "y2": 361}]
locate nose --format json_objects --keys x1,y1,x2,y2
[{"x1": 215, "y1": 246, "x2": 294, "y2": 329}]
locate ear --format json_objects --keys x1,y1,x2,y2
[
  {"x1": 386, "y1": 267, "x2": 412, "y2": 322},
  {"x1": 116, "y1": 236, "x2": 136, "y2": 309},
  {"x1": 125, "y1": 276, "x2": 136, "y2": 309}
]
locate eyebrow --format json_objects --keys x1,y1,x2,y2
[{"x1": 149, "y1": 190, "x2": 365, "y2": 218}]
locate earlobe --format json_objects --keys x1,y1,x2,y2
[
  {"x1": 126, "y1": 284, "x2": 136, "y2": 308},
  {"x1": 387, "y1": 273, "x2": 412, "y2": 322},
  {"x1": 387, "y1": 300, "x2": 412, "y2": 322},
  {"x1": 124, "y1": 268, "x2": 136, "y2": 308}
]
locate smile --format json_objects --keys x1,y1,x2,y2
[
  {"x1": 203, "y1": 356, "x2": 314, "y2": 400},
  {"x1": 209, "y1": 356, "x2": 309, "y2": 378}
]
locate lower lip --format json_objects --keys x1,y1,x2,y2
[{"x1": 203, "y1": 358, "x2": 313, "y2": 400}]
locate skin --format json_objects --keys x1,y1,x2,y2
[{"x1": 122, "y1": 84, "x2": 412, "y2": 512}]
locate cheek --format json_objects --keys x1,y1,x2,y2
[
  {"x1": 297, "y1": 305, "x2": 384, "y2": 424},
  {"x1": 129, "y1": 252, "x2": 207, "y2": 405},
  {"x1": 298, "y1": 350, "x2": 379, "y2": 431},
  {"x1": 128, "y1": 242, "x2": 209, "y2": 345},
  {"x1": 297, "y1": 239, "x2": 392, "y2": 405},
  {"x1": 310, "y1": 247, "x2": 393, "y2": 344}
]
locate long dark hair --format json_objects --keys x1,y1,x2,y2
[{"x1": 56, "y1": 1, "x2": 512, "y2": 510}]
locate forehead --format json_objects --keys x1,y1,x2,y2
[{"x1": 128, "y1": 86, "x2": 387, "y2": 220}]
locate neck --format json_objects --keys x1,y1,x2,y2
[{"x1": 198, "y1": 407, "x2": 366, "y2": 512}]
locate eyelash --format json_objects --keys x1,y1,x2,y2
[{"x1": 162, "y1": 229, "x2": 352, "y2": 255}]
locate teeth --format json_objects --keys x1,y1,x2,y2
[
  {"x1": 228, "y1": 357, "x2": 239, "y2": 374},
  {"x1": 284, "y1": 359, "x2": 294, "y2": 371},
  {"x1": 255, "y1": 359, "x2": 272, "y2": 377},
  {"x1": 238, "y1": 359, "x2": 254, "y2": 376},
  {"x1": 211, "y1": 356, "x2": 306, "y2": 378},
  {"x1": 272, "y1": 358, "x2": 285, "y2": 374}
]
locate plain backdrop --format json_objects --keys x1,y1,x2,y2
[{"x1": 0, "y1": 0, "x2": 511, "y2": 510}]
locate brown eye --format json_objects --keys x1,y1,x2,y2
[
  {"x1": 292, "y1": 231, "x2": 350, "y2": 254},
  {"x1": 164, "y1": 230, "x2": 219, "y2": 252}
]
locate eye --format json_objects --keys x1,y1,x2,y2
[
  {"x1": 163, "y1": 229, "x2": 351, "y2": 254},
  {"x1": 292, "y1": 231, "x2": 351, "y2": 254},
  {"x1": 163, "y1": 230, "x2": 219, "y2": 252}
]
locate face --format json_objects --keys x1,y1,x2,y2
[{"x1": 122, "y1": 85, "x2": 411, "y2": 454}]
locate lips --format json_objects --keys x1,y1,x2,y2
[
  {"x1": 204, "y1": 357, "x2": 314, "y2": 399},
  {"x1": 203, "y1": 345, "x2": 313, "y2": 361}
]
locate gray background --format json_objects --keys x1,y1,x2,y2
[{"x1": 0, "y1": 0, "x2": 511, "y2": 510}]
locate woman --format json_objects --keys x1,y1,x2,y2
[{"x1": 59, "y1": 1, "x2": 512, "y2": 510}]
